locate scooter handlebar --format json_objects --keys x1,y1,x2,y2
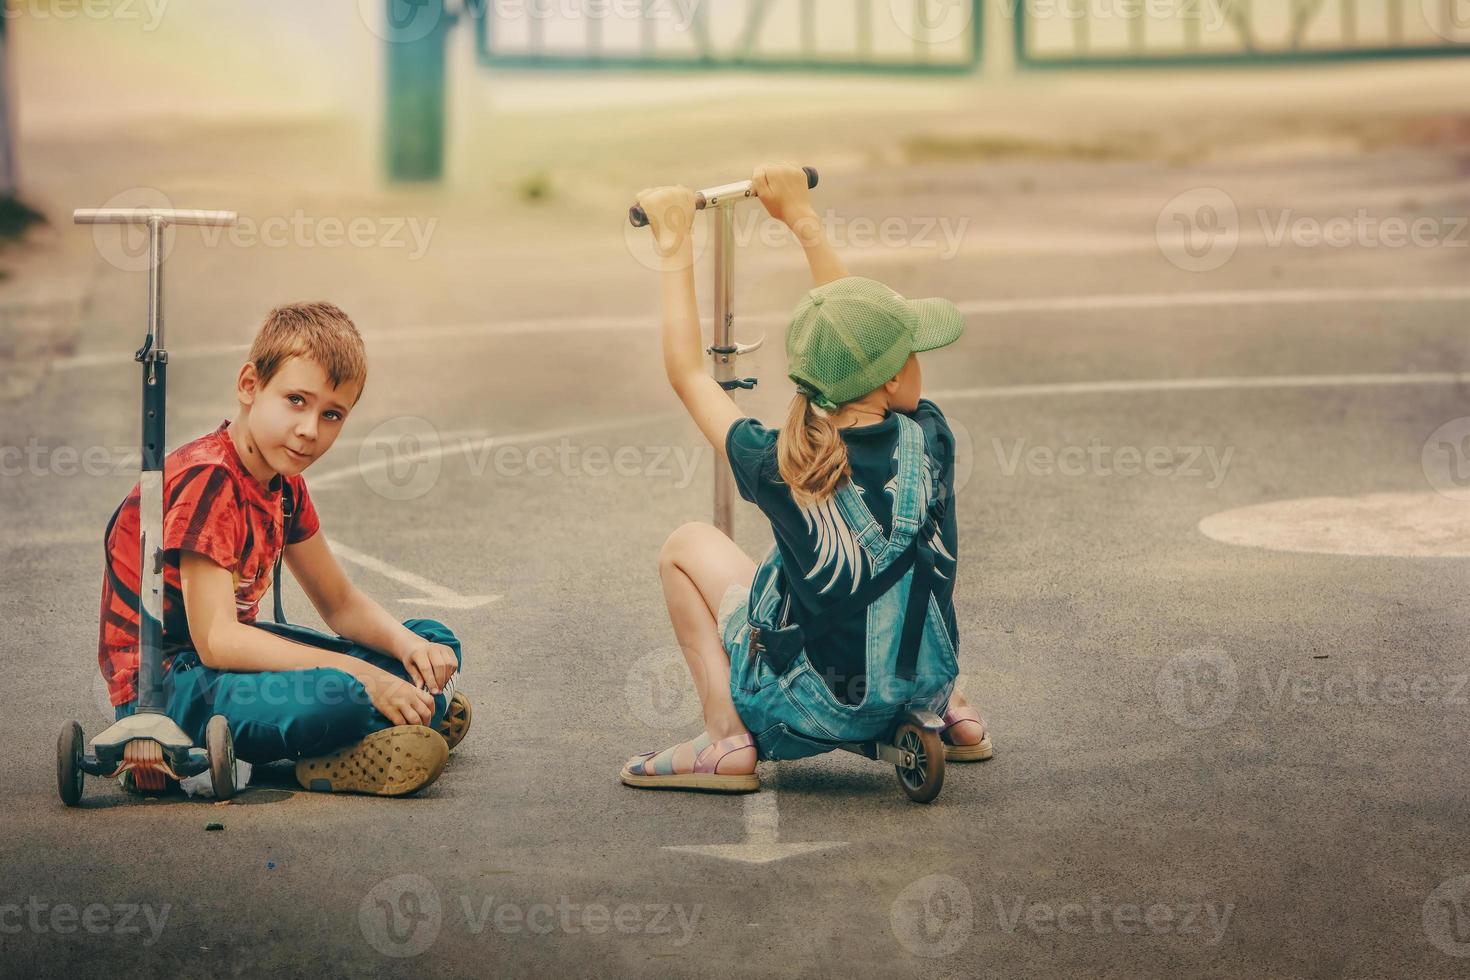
[
  {"x1": 73, "y1": 208, "x2": 238, "y2": 227},
  {"x1": 628, "y1": 166, "x2": 817, "y2": 229}
]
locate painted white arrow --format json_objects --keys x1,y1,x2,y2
[
  {"x1": 663, "y1": 771, "x2": 846, "y2": 865},
  {"x1": 328, "y1": 539, "x2": 501, "y2": 610}
]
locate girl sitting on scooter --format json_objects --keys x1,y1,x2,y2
[{"x1": 621, "y1": 163, "x2": 991, "y2": 794}]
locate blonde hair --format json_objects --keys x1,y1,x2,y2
[
  {"x1": 249, "y1": 301, "x2": 367, "y2": 400},
  {"x1": 777, "y1": 390, "x2": 852, "y2": 508}
]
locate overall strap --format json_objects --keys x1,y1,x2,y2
[
  {"x1": 895, "y1": 451, "x2": 950, "y2": 681},
  {"x1": 830, "y1": 412, "x2": 927, "y2": 569},
  {"x1": 272, "y1": 478, "x2": 295, "y2": 625}
]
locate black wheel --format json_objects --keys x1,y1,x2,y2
[
  {"x1": 893, "y1": 723, "x2": 945, "y2": 804},
  {"x1": 57, "y1": 721, "x2": 84, "y2": 807},
  {"x1": 206, "y1": 715, "x2": 236, "y2": 801}
]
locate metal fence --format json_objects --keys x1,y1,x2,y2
[
  {"x1": 1011, "y1": 0, "x2": 1470, "y2": 67},
  {"x1": 470, "y1": 0, "x2": 984, "y2": 73}
]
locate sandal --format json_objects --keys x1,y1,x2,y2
[
  {"x1": 620, "y1": 732, "x2": 760, "y2": 793},
  {"x1": 941, "y1": 704, "x2": 994, "y2": 762}
]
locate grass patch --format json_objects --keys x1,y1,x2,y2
[
  {"x1": 904, "y1": 132, "x2": 1157, "y2": 164},
  {"x1": 517, "y1": 172, "x2": 552, "y2": 203}
]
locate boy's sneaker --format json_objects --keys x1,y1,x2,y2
[
  {"x1": 295, "y1": 726, "x2": 449, "y2": 796},
  {"x1": 436, "y1": 690, "x2": 472, "y2": 752}
]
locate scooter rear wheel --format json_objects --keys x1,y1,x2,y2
[
  {"x1": 894, "y1": 722, "x2": 945, "y2": 804},
  {"x1": 206, "y1": 715, "x2": 236, "y2": 801},
  {"x1": 57, "y1": 721, "x2": 84, "y2": 807}
]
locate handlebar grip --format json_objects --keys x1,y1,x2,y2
[{"x1": 628, "y1": 166, "x2": 819, "y2": 229}]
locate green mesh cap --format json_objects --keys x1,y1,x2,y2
[{"x1": 785, "y1": 276, "x2": 965, "y2": 410}]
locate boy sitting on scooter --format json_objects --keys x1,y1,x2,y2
[{"x1": 97, "y1": 301, "x2": 470, "y2": 796}]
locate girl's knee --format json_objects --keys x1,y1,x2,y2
[{"x1": 660, "y1": 521, "x2": 719, "y2": 569}]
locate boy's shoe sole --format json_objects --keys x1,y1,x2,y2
[
  {"x1": 944, "y1": 732, "x2": 994, "y2": 763},
  {"x1": 295, "y1": 726, "x2": 449, "y2": 797},
  {"x1": 436, "y1": 691, "x2": 471, "y2": 752}
]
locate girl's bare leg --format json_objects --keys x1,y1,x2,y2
[{"x1": 635, "y1": 522, "x2": 757, "y2": 775}]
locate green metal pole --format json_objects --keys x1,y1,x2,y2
[{"x1": 384, "y1": 0, "x2": 451, "y2": 183}]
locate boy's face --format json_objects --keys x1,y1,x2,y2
[{"x1": 239, "y1": 355, "x2": 361, "y2": 477}]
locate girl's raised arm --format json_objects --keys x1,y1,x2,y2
[{"x1": 635, "y1": 185, "x2": 744, "y2": 461}]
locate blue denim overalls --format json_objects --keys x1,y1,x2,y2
[{"x1": 725, "y1": 413, "x2": 959, "y2": 761}]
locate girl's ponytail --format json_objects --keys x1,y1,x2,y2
[{"x1": 777, "y1": 390, "x2": 851, "y2": 508}]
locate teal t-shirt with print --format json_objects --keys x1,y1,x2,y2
[{"x1": 724, "y1": 398, "x2": 960, "y2": 705}]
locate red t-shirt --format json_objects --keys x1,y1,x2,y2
[{"x1": 96, "y1": 420, "x2": 321, "y2": 707}]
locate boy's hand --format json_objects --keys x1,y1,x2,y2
[
  {"x1": 353, "y1": 664, "x2": 437, "y2": 727},
  {"x1": 634, "y1": 185, "x2": 698, "y2": 259},
  {"x1": 401, "y1": 640, "x2": 458, "y2": 695},
  {"x1": 753, "y1": 162, "x2": 816, "y2": 227}
]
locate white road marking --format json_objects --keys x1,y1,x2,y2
[
  {"x1": 930, "y1": 371, "x2": 1470, "y2": 401},
  {"x1": 663, "y1": 770, "x2": 847, "y2": 865},
  {"x1": 327, "y1": 538, "x2": 501, "y2": 609},
  {"x1": 1198, "y1": 492, "x2": 1470, "y2": 558},
  {"x1": 47, "y1": 285, "x2": 1470, "y2": 371}
]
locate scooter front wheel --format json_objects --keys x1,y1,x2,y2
[
  {"x1": 893, "y1": 722, "x2": 944, "y2": 804},
  {"x1": 58, "y1": 721, "x2": 84, "y2": 807}
]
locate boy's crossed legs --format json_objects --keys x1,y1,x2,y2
[{"x1": 120, "y1": 618, "x2": 466, "y2": 795}]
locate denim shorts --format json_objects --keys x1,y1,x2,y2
[{"x1": 715, "y1": 582, "x2": 750, "y2": 643}]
